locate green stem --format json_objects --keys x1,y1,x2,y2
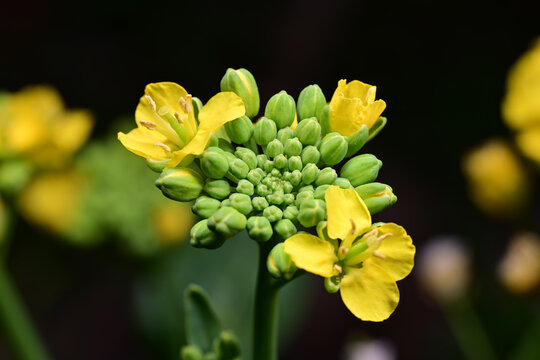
[
  {"x1": 0, "y1": 264, "x2": 51, "y2": 360},
  {"x1": 443, "y1": 297, "x2": 497, "y2": 360},
  {"x1": 252, "y1": 242, "x2": 280, "y2": 360}
]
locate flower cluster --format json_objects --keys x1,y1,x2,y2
[{"x1": 118, "y1": 68, "x2": 415, "y2": 321}]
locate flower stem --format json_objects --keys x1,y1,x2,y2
[
  {"x1": 0, "y1": 263, "x2": 51, "y2": 360},
  {"x1": 252, "y1": 241, "x2": 280, "y2": 360}
]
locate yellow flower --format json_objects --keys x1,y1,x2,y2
[
  {"x1": 117, "y1": 82, "x2": 245, "y2": 168},
  {"x1": 152, "y1": 200, "x2": 196, "y2": 245},
  {"x1": 0, "y1": 86, "x2": 93, "y2": 167},
  {"x1": 328, "y1": 80, "x2": 386, "y2": 136},
  {"x1": 498, "y1": 232, "x2": 540, "y2": 294},
  {"x1": 462, "y1": 139, "x2": 529, "y2": 217},
  {"x1": 283, "y1": 186, "x2": 415, "y2": 322}
]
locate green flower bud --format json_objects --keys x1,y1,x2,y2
[
  {"x1": 277, "y1": 127, "x2": 294, "y2": 144},
  {"x1": 192, "y1": 97, "x2": 203, "y2": 121},
  {"x1": 283, "y1": 193, "x2": 295, "y2": 205},
  {"x1": 203, "y1": 354, "x2": 217, "y2": 360},
  {"x1": 283, "y1": 182, "x2": 293, "y2": 193},
  {"x1": 301, "y1": 145, "x2": 321, "y2": 165},
  {"x1": 297, "y1": 84, "x2": 327, "y2": 121},
  {"x1": 355, "y1": 182, "x2": 398, "y2": 215},
  {"x1": 225, "y1": 115, "x2": 254, "y2": 144},
  {"x1": 214, "y1": 331, "x2": 241, "y2": 360},
  {"x1": 208, "y1": 133, "x2": 219, "y2": 148},
  {"x1": 274, "y1": 219, "x2": 297, "y2": 240},
  {"x1": 181, "y1": 345, "x2": 204, "y2": 360},
  {"x1": 283, "y1": 205, "x2": 299, "y2": 220},
  {"x1": 221, "y1": 199, "x2": 231, "y2": 208},
  {"x1": 315, "y1": 167, "x2": 337, "y2": 186},
  {"x1": 207, "y1": 206, "x2": 247, "y2": 238},
  {"x1": 264, "y1": 90, "x2": 296, "y2": 129},
  {"x1": 204, "y1": 179, "x2": 231, "y2": 199},
  {"x1": 297, "y1": 199, "x2": 326, "y2": 227},
  {"x1": 247, "y1": 216, "x2": 273, "y2": 242},
  {"x1": 294, "y1": 117, "x2": 321, "y2": 146},
  {"x1": 340, "y1": 154, "x2": 382, "y2": 187},
  {"x1": 218, "y1": 138, "x2": 235, "y2": 153},
  {"x1": 254, "y1": 117, "x2": 277, "y2": 146},
  {"x1": 267, "y1": 190, "x2": 284, "y2": 205},
  {"x1": 333, "y1": 177, "x2": 353, "y2": 189},
  {"x1": 252, "y1": 196, "x2": 269, "y2": 211},
  {"x1": 256, "y1": 183, "x2": 269, "y2": 196},
  {"x1": 289, "y1": 170, "x2": 302, "y2": 186},
  {"x1": 220, "y1": 68, "x2": 260, "y2": 118},
  {"x1": 270, "y1": 168, "x2": 281, "y2": 178},
  {"x1": 266, "y1": 139, "x2": 284, "y2": 158},
  {"x1": 247, "y1": 169, "x2": 263, "y2": 185},
  {"x1": 295, "y1": 190, "x2": 314, "y2": 207},
  {"x1": 235, "y1": 147, "x2": 257, "y2": 169},
  {"x1": 301, "y1": 163, "x2": 319, "y2": 185},
  {"x1": 284, "y1": 138, "x2": 302, "y2": 157},
  {"x1": 298, "y1": 185, "x2": 314, "y2": 193},
  {"x1": 263, "y1": 159, "x2": 274, "y2": 173},
  {"x1": 236, "y1": 179, "x2": 254, "y2": 195},
  {"x1": 324, "y1": 276, "x2": 341, "y2": 294},
  {"x1": 190, "y1": 219, "x2": 225, "y2": 249},
  {"x1": 256, "y1": 154, "x2": 268, "y2": 168},
  {"x1": 201, "y1": 147, "x2": 229, "y2": 179},
  {"x1": 314, "y1": 184, "x2": 330, "y2": 199},
  {"x1": 317, "y1": 104, "x2": 331, "y2": 136},
  {"x1": 146, "y1": 158, "x2": 168, "y2": 173},
  {"x1": 229, "y1": 159, "x2": 249, "y2": 179},
  {"x1": 263, "y1": 205, "x2": 283, "y2": 222},
  {"x1": 228, "y1": 193, "x2": 253, "y2": 215},
  {"x1": 267, "y1": 243, "x2": 297, "y2": 280},
  {"x1": 319, "y1": 132, "x2": 348, "y2": 165},
  {"x1": 155, "y1": 167, "x2": 204, "y2": 202},
  {"x1": 272, "y1": 154, "x2": 286, "y2": 169},
  {"x1": 288, "y1": 156, "x2": 303, "y2": 172},
  {"x1": 192, "y1": 196, "x2": 221, "y2": 218},
  {"x1": 346, "y1": 125, "x2": 369, "y2": 157}
]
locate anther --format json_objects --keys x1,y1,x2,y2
[
  {"x1": 174, "y1": 112, "x2": 185, "y2": 124},
  {"x1": 350, "y1": 218, "x2": 356, "y2": 234},
  {"x1": 333, "y1": 264, "x2": 343, "y2": 274},
  {"x1": 154, "y1": 142, "x2": 171, "y2": 152},
  {"x1": 373, "y1": 250, "x2": 386, "y2": 259},
  {"x1": 179, "y1": 95, "x2": 193, "y2": 113},
  {"x1": 339, "y1": 246, "x2": 349, "y2": 257},
  {"x1": 139, "y1": 120, "x2": 157, "y2": 130},
  {"x1": 145, "y1": 95, "x2": 157, "y2": 112}
]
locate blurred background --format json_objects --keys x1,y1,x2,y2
[{"x1": 1, "y1": 0, "x2": 540, "y2": 359}]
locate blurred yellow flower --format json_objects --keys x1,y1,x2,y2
[
  {"x1": 118, "y1": 82, "x2": 245, "y2": 168},
  {"x1": 283, "y1": 186, "x2": 414, "y2": 322},
  {"x1": 152, "y1": 200, "x2": 196, "y2": 245},
  {"x1": 498, "y1": 232, "x2": 540, "y2": 294},
  {"x1": 462, "y1": 139, "x2": 529, "y2": 217},
  {"x1": 502, "y1": 38, "x2": 540, "y2": 164},
  {"x1": 0, "y1": 86, "x2": 93, "y2": 167},
  {"x1": 18, "y1": 171, "x2": 83, "y2": 234},
  {"x1": 329, "y1": 80, "x2": 386, "y2": 136}
]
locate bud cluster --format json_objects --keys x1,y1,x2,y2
[{"x1": 151, "y1": 68, "x2": 398, "y2": 280}]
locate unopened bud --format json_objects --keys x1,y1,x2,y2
[
  {"x1": 218, "y1": 138, "x2": 235, "y2": 153},
  {"x1": 247, "y1": 169, "x2": 263, "y2": 185},
  {"x1": 283, "y1": 205, "x2": 299, "y2": 220},
  {"x1": 274, "y1": 219, "x2": 297, "y2": 239},
  {"x1": 297, "y1": 199, "x2": 326, "y2": 227},
  {"x1": 256, "y1": 183, "x2": 269, "y2": 196},
  {"x1": 265, "y1": 90, "x2": 296, "y2": 129},
  {"x1": 319, "y1": 132, "x2": 348, "y2": 165},
  {"x1": 190, "y1": 219, "x2": 225, "y2": 249},
  {"x1": 252, "y1": 196, "x2": 269, "y2": 211},
  {"x1": 346, "y1": 125, "x2": 369, "y2": 157},
  {"x1": 284, "y1": 138, "x2": 302, "y2": 157},
  {"x1": 204, "y1": 179, "x2": 231, "y2": 200},
  {"x1": 263, "y1": 205, "x2": 283, "y2": 222},
  {"x1": 315, "y1": 167, "x2": 337, "y2": 186},
  {"x1": 301, "y1": 163, "x2": 319, "y2": 185},
  {"x1": 324, "y1": 277, "x2": 341, "y2": 294},
  {"x1": 214, "y1": 330, "x2": 241, "y2": 360},
  {"x1": 340, "y1": 154, "x2": 382, "y2": 187},
  {"x1": 266, "y1": 139, "x2": 284, "y2": 158},
  {"x1": 289, "y1": 170, "x2": 302, "y2": 186},
  {"x1": 317, "y1": 104, "x2": 331, "y2": 136},
  {"x1": 288, "y1": 156, "x2": 303, "y2": 172},
  {"x1": 228, "y1": 159, "x2": 249, "y2": 179},
  {"x1": 283, "y1": 193, "x2": 295, "y2": 205},
  {"x1": 146, "y1": 158, "x2": 168, "y2": 173},
  {"x1": 267, "y1": 190, "x2": 284, "y2": 205},
  {"x1": 155, "y1": 167, "x2": 204, "y2": 202},
  {"x1": 220, "y1": 68, "x2": 260, "y2": 118},
  {"x1": 355, "y1": 182, "x2": 397, "y2": 215},
  {"x1": 201, "y1": 147, "x2": 229, "y2": 179},
  {"x1": 295, "y1": 190, "x2": 314, "y2": 207},
  {"x1": 314, "y1": 184, "x2": 330, "y2": 199},
  {"x1": 236, "y1": 179, "x2": 254, "y2": 196},
  {"x1": 181, "y1": 345, "x2": 203, "y2": 360},
  {"x1": 192, "y1": 196, "x2": 221, "y2": 218},
  {"x1": 267, "y1": 243, "x2": 297, "y2": 280},
  {"x1": 225, "y1": 115, "x2": 254, "y2": 144},
  {"x1": 254, "y1": 117, "x2": 277, "y2": 146},
  {"x1": 235, "y1": 147, "x2": 257, "y2": 169},
  {"x1": 207, "y1": 207, "x2": 247, "y2": 238},
  {"x1": 294, "y1": 117, "x2": 321, "y2": 146},
  {"x1": 333, "y1": 177, "x2": 353, "y2": 189},
  {"x1": 256, "y1": 154, "x2": 268, "y2": 168},
  {"x1": 229, "y1": 193, "x2": 253, "y2": 215},
  {"x1": 301, "y1": 145, "x2": 321, "y2": 165},
  {"x1": 277, "y1": 127, "x2": 294, "y2": 144},
  {"x1": 247, "y1": 216, "x2": 273, "y2": 242},
  {"x1": 297, "y1": 84, "x2": 326, "y2": 121}
]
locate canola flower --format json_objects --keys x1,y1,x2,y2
[
  {"x1": 498, "y1": 232, "x2": 540, "y2": 294},
  {"x1": 117, "y1": 68, "x2": 412, "y2": 360},
  {"x1": 283, "y1": 186, "x2": 414, "y2": 321}
]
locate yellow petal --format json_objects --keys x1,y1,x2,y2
[
  {"x1": 516, "y1": 126, "x2": 540, "y2": 165},
  {"x1": 118, "y1": 127, "x2": 172, "y2": 160},
  {"x1": 283, "y1": 234, "x2": 338, "y2": 278},
  {"x1": 167, "y1": 92, "x2": 245, "y2": 167},
  {"x1": 366, "y1": 223, "x2": 415, "y2": 281},
  {"x1": 325, "y1": 185, "x2": 371, "y2": 242},
  {"x1": 340, "y1": 264, "x2": 399, "y2": 322},
  {"x1": 52, "y1": 110, "x2": 93, "y2": 153}
]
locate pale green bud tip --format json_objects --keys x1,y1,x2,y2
[
  {"x1": 277, "y1": 127, "x2": 294, "y2": 144},
  {"x1": 215, "y1": 331, "x2": 241, "y2": 360},
  {"x1": 252, "y1": 196, "x2": 269, "y2": 211},
  {"x1": 301, "y1": 145, "x2": 321, "y2": 165},
  {"x1": 333, "y1": 177, "x2": 353, "y2": 189},
  {"x1": 201, "y1": 147, "x2": 229, "y2": 179},
  {"x1": 190, "y1": 219, "x2": 225, "y2": 249},
  {"x1": 192, "y1": 196, "x2": 221, "y2": 218},
  {"x1": 301, "y1": 163, "x2": 319, "y2": 185},
  {"x1": 207, "y1": 206, "x2": 247, "y2": 238},
  {"x1": 314, "y1": 184, "x2": 330, "y2": 200},
  {"x1": 295, "y1": 117, "x2": 321, "y2": 146},
  {"x1": 346, "y1": 125, "x2": 369, "y2": 157},
  {"x1": 297, "y1": 84, "x2": 327, "y2": 121},
  {"x1": 266, "y1": 139, "x2": 284, "y2": 158},
  {"x1": 267, "y1": 243, "x2": 297, "y2": 280},
  {"x1": 340, "y1": 154, "x2": 383, "y2": 187},
  {"x1": 263, "y1": 205, "x2": 283, "y2": 222},
  {"x1": 320, "y1": 132, "x2": 348, "y2": 166},
  {"x1": 225, "y1": 115, "x2": 254, "y2": 144},
  {"x1": 324, "y1": 276, "x2": 341, "y2": 294},
  {"x1": 229, "y1": 159, "x2": 249, "y2": 180},
  {"x1": 155, "y1": 167, "x2": 204, "y2": 202},
  {"x1": 265, "y1": 90, "x2": 296, "y2": 129},
  {"x1": 236, "y1": 179, "x2": 254, "y2": 195},
  {"x1": 235, "y1": 147, "x2": 257, "y2": 169},
  {"x1": 315, "y1": 167, "x2": 337, "y2": 186},
  {"x1": 146, "y1": 158, "x2": 168, "y2": 173},
  {"x1": 247, "y1": 216, "x2": 273, "y2": 242},
  {"x1": 181, "y1": 345, "x2": 204, "y2": 360},
  {"x1": 283, "y1": 205, "x2": 299, "y2": 220},
  {"x1": 273, "y1": 154, "x2": 287, "y2": 169},
  {"x1": 274, "y1": 219, "x2": 297, "y2": 239},
  {"x1": 229, "y1": 193, "x2": 253, "y2": 215},
  {"x1": 254, "y1": 117, "x2": 277, "y2": 146},
  {"x1": 355, "y1": 182, "x2": 397, "y2": 215},
  {"x1": 297, "y1": 199, "x2": 326, "y2": 227},
  {"x1": 220, "y1": 68, "x2": 260, "y2": 118},
  {"x1": 204, "y1": 179, "x2": 231, "y2": 200},
  {"x1": 284, "y1": 137, "x2": 302, "y2": 157}
]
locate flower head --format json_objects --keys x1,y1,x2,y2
[
  {"x1": 329, "y1": 80, "x2": 386, "y2": 136},
  {"x1": 498, "y1": 232, "x2": 540, "y2": 294},
  {"x1": 283, "y1": 186, "x2": 414, "y2": 321},
  {"x1": 118, "y1": 82, "x2": 245, "y2": 168}
]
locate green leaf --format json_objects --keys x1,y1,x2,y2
[{"x1": 184, "y1": 284, "x2": 222, "y2": 353}]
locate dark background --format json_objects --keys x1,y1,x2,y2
[{"x1": 2, "y1": 0, "x2": 540, "y2": 359}]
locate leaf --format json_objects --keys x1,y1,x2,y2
[{"x1": 184, "y1": 284, "x2": 222, "y2": 353}]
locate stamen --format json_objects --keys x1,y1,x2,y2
[
  {"x1": 179, "y1": 95, "x2": 193, "y2": 113},
  {"x1": 154, "y1": 142, "x2": 171, "y2": 152},
  {"x1": 373, "y1": 250, "x2": 386, "y2": 259},
  {"x1": 333, "y1": 264, "x2": 343, "y2": 274},
  {"x1": 139, "y1": 120, "x2": 157, "y2": 130},
  {"x1": 339, "y1": 92, "x2": 345, "y2": 97},
  {"x1": 350, "y1": 218, "x2": 356, "y2": 234},
  {"x1": 339, "y1": 246, "x2": 349, "y2": 257},
  {"x1": 174, "y1": 112, "x2": 185, "y2": 124},
  {"x1": 365, "y1": 87, "x2": 375, "y2": 103},
  {"x1": 145, "y1": 95, "x2": 157, "y2": 112}
]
